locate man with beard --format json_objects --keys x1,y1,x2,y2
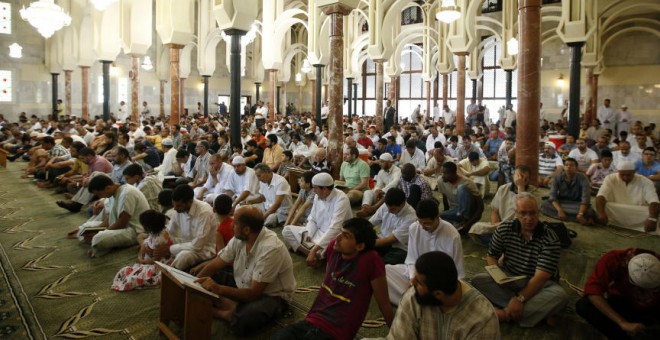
[
  {"x1": 224, "y1": 156, "x2": 262, "y2": 210},
  {"x1": 386, "y1": 251, "x2": 500, "y2": 339}
]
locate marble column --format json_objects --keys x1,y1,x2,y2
[
  {"x1": 226, "y1": 30, "x2": 246, "y2": 151},
  {"x1": 159, "y1": 80, "x2": 166, "y2": 119},
  {"x1": 322, "y1": 4, "x2": 351, "y2": 179},
  {"x1": 101, "y1": 61, "x2": 111, "y2": 121},
  {"x1": 425, "y1": 80, "x2": 431, "y2": 120},
  {"x1": 179, "y1": 78, "x2": 186, "y2": 118},
  {"x1": 203, "y1": 75, "x2": 210, "y2": 117},
  {"x1": 471, "y1": 79, "x2": 477, "y2": 102},
  {"x1": 347, "y1": 77, "x2": 353, "y2": 120},
  {"x1": 255, "y1": 82, "x2": 261, "y2": 103},
  {"x1": 80, "y1": 66, "x2": 89, "y2": 121},
  {"x1": 314, "y1": 64, "x2": 323, "y2": 127},
  {"x1": 64, "y1": 70, "x2": 72, "y2": 117},
  {"x1": 277, "y1": 84, "x2": 282, "y2": 117},
  {"x1": 567, "y1": 42, "x2": 584, "y2": 138},
  {"x1": 505, "y1": 70, "x2": 513, "y2": 108},
  {"x1": 590, "y1": 72, "x2": 598, "y2": 123},
  {"x1": 166, "y1": 44, "x2": 183, "y2": 125},
  {"x1": 130, "y1": 56, "x2": 140, "y2": 123},
  {"x1": 51, "y1": 73, "x2": 59, "y2": 120},
  {"x1": 515, "y1": 0, "x2": 542, "y2": 184},
  {"x1": 298, "y1": 84, "x2": 303, "y2": 113},
  {"x1": 442, "y1": 73, "x2": 448, "y2": 108},
  {"x1": 353, "y1": 83, "x2": 358, "y2": 116},
  {"x1": 375, "y1": 59, "x2": 384, "y2": 133},
  {"x1": 323, "y1": 84, "x2": 329, "y2": 103},
  {"x1": 433, "y1": 73, "x2": 439, "y2": 107},
  {"x1": 268, "y1": 69, "x2": 277, "y2": 122},
  {"x1": 455, "y1": 53, "x2": 467, "y2": 135},
  {"x1": 477, "y1": 78, "x2": 484, "y2": 105}
]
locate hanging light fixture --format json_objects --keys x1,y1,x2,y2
[
  {"x1": 301, "y1": 59, "x2": 312, "y2": 73},
  {"x1": 507, "y1": 37, "x2": 519, "y2": 55},
  {"x1": 295, "y1": 72, "x2": 302, "y2": 82},
  {"x1": 556, "y1": 74, "x2": 565, "y2": 88},
  {"x1": 220, "y1": 23, "x2": 259, "y2": 48},
  {"x1": 141, "y1": 56, "x2": 153, "y2": 71},
  {"x1": 110, "y1": 63, "x2": 120, "y2": 77},
  {"x1": 436, "y1": 0, "x2": 461, "y2": 24},
  {"x1": 90, "y1": 0, "x2": 118, "y2": 11},
  {"x1": 9, "y1": 43, "x2": 23, "y2": 58},
  {"x1": 20, "y1": 0, "x2": 72, "y2": 39}
]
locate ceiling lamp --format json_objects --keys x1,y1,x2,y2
[
  {"x1": 507, "y1": 37, "x2": 519, "y2": 55},
  {"x1": 301, "y1": 59, "x2": 312, "y2": 73},
  {"x1": 556, "y1": 73, "x2": 565, "y2": 88},
  {"x1": 220, "y1": 23, "x2": 259, "y2": 48},
  {"x1": 295, "y1": 72, "x2": 302, "y2": 82},
  {"x1": 141, "y1": 56, "x2": 153, "y2": 71},
  {"x1": 20, "y1": 0, "x2": 72, "y2": 39},
  {"x1": 436, "y1": 0, "x2": 461, "y2": 24},
  {"x1": 90, "y1": 0, "x2": 118, "y2": 11},
  {"x1": 9, "y1": 43, "x2": 22, "y2": 58}
]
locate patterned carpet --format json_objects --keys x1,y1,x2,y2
[{"x1": 0, "y1": 161, "x2": 658, "y2": 339}]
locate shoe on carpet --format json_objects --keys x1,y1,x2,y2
[{"x1": 56, "y1": 201, "x2": 82, "y2": 213}]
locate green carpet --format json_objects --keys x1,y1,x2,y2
[{"x1": 1, "y1": 161, "x2": 658, "y2": 339}]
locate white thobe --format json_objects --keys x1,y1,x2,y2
[
  {"x1": 362, "y1": 166, "x2": 402, "y2": 206},
  {"x1": 598, "y1": 106, "x2": 617, "y2": 129},
  {"x1": 167, "y1": 199, "x2": 218, "y2": 269},
  {"x1": 425, "y1": 134, "x2": 447, "y2": 154},
  {"x1": 369, "y1": 203, "x2": 416, "y2": 251},
  {"x1": 399, "y1": 148, "x2": 426, "y2": 170},
  {"x1": 258, "y1": 173, "x2": 292, "y2": 223},
  {"x1": 597, "y1": 174, "x2": 659, "y2": 234},
  {"x1": 224, "y1": 167, "x2": 260, "y2": 202}
]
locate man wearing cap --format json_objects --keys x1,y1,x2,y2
[
  {"x1": 224, "y1": 156, "x2": 262, "y2": 210},
  {"x1": 617, "y1": 105, "x2": 632, "y2": 135},
  {"x1": 339, "y1": 146, "x2": 371, "y2": 206},
  {"x1": 597, "y1": 99, "x2": 617, "y2": 130},
  {"x1": 357, "y1": 152, "x2": 401, "y2": 218},
  {"x1": 282, "y1": 173, "x2": 353, "y2": 268},
  {"x1": 596, "y1": 161, "x2": 659, "y2": 234},
  {"x1": 576, "y1": 249, "x2": 660, "y2": 339},
  {"x1": 154, "y1": 138, "x2": 178, "y2": 180},
  {"x1": 538, "y1": 142, "x2": 564, "y2": 188}
]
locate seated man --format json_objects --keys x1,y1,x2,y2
[
  {"x1": 399, "y1": 138, "x2": 426, "y2": 170},
  {"x1": 251, "y1": 163, "x2": 292, "y2": 228},
  {"x1": 368, "y1": 188, "x2": 416, "y2": 265},
  {"x1": 161, "y1": 184, "x2": 217, "y2": 269},
  {"x1": 357, "y1": 153, "x2": 401, "y2": 217},
  {"x1": 84, "y1": 174, "x2": 150, "y2": 257},
  {"x1": 387, "y1": 251, "x2": 500, "y2": 339},
  {"x1": 470, "y1": 165, "x2": 539, "y2": 245},
  {"x1": 538, "y1": 142, "x2": 563, "y2": 188},
  {"x1": 568, "y1": 138, "x2": 599, "y2": 172},
  {"x1": 458, "y1": 151, "x2": 491, "y2": 197},
  {"x1": 596, "y1": 161, "x2": 659, "y2": 234},
  {"x1": 423, "y1": 145, "x2": 456, "y2": 190},
  {"x1": 576, "y1": 249, "x2": 660, "y2": 340},
  {"x1": 398, "y1": 163, "x2": 433, "y2": 210},
  {"x1": 471, "y1": 192, "x2": 568, "y2": 327},
  {"x1": 541, "y1": 157, "x2": 596, "y2": 225},
  {"x1": 196, "y1": 206, "x2": 295, "y2": 336},
  {"x1": 273, "y1": 218, "x2": 393, "y2": 340},
  {"x1": 339, "y1": 146, "x2": 370, "y2": 206},
  {"x1": 635, "y1": 146, "x2": 660, "y2": 197},
  {"x1": 386, "y1": 199, "x2": 464, "y2": 305},
  {"x1": 437, "y1": 162, "x2": 482, "y2": 229},
  {"x1": 224, "y1": 156, "x2": 261, "y2": 210},
  {"x1": 282, "y1": 173, "x2": 352, "y2": 268},
  {"x1": 195, "y1": 153, "x2": 234, "y2": 205}
]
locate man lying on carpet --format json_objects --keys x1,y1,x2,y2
[
  {"x1": 273, "y1": 218, "x2": 394, "y2": 340},
  {"x1": 196, "y1": 206, "x2": 295, "y2": 336}
]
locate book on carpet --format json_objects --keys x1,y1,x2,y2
[
  {"x1": 485, "y1": 265, "x2": 527, "y2": 284},
  {"x1": 76, "y1": 221, "x2": 106, "y2": 241},
  {"x1": 155, "y1": 261, "x2": 219, "y2": 298}
]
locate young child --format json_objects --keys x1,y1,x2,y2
[
  {"x1": 111, "y1": 210, "x2": 172, "y2": 291},
  {"x1": 284, "y1": 171, "x2": 315, "y2": 226}
]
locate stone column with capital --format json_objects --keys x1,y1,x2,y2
[
  {"x1": 322, "y1": 3, "x2": 352, "y2": 179},
  {"x1": 80, "y1": 66, "x2": 90, "y2": 120},
  {"x1": 180, "y1": 78, "x2": 186, "y2": 117},
  {"x1": 255, "y1": 82, "x2": 261, "y2": 103},
  {"x1": 567, "y1": 42, "x2": 584, "y2": 137},
  {"x1": 64, "y1": 70, "x2": 72, "y2": 117},
  {"x1": 442, "y1": 74, "x2": 449, "y2": 108},
  {"x1": 347, "y1": 78, "x2": 353, "y2": 119},
  {"x1": 101, "y1": 61, "x2": 111, "y2": 121},
  {"x1": 268, "y1": 69, "x2": 277, "y2": 122},
  {"x1": 130, "y1": 56, "x2": 140, "y2": 123},
  {"x1": 160, "y1": 80, "x2": 166, "y2": 119},
  {"x1": 455, "y1": 53, "x2": 467, "y2": 135},
  {"x1": 590, "y1": 73, "x2": 598, "y2": 122},
  {"x1": 51, "y1": 73, "x2": 59, "y2": 120},
  {"x1": 425, "y1": 81, "x2": 431, "y2": 120},
  {"x1": 515, "y1": 0, "x2": 542, "y2": 183},
  {"x1": 375, "y1": 60, "x2": 384, "y2": 133},
  {"x1": 167, "y1": 44, "x2": 183, "y2": 125}
]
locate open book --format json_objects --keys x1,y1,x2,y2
[
  {"x1": 485, "y1": 265, "x2": 527, "y2": 284},
  {"x1": 76, "y1": 221, "x2": 106, "y2": 241},
  {"x1": 334, "y1": 180, "x2": 347, "y2": 188},
  {"x1": 155, "y1": 261, "x2": 219, "y2": 298}
]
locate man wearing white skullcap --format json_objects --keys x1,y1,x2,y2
[
  {"x1": 577, "y1": 248, "x2": 660, "y2": 339},
  {"x1": 356, "y1": 152, "x2": 402, "y2": 218},
  {"x1": 224, "y1": 156, "x2": 262, "y2": 211},
  {"x1": 282, "y1": 172, "x2": 352, "y2": 268},
  {"x1": 596, "y1": 160, "x2": 659, "y2": 233}
]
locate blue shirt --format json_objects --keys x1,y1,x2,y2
[
  {"x1": 635, "y1": 160, "x2": 660, "y2": 177},
  {"x1": 386, "y1": 144, "x2": 401, "y2": 158},
  {"x1": 484, "y1": 138, "x2": 503, "y2": 156}
]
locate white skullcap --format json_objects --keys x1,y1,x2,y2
[
  {"x1": 545, "y1": 141, "x2": 556, "y2": 149},
  {"x1": 621, "y1": 104, "x2": 627, "y2": 108},
  {"x1": 311, "y1": 173, "x2": 334, "y2": 186},
  {"x1": 232, "y1": 156, "x2": 246, "y2": 165},
  {"x1": 161, "y1": 138, "x2": 173, "y2": 146},
  {"x1": 379, "y1": 153, "x2": 394, "y2": 162},
  {"x1": 628, "y1": 253, "x2": 660, "y2": 289},
  {"x1": 618, "y1": 160, "x2": 635, "y2": 171}
]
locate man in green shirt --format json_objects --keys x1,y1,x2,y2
[{"x1": 340, "y1": 146, "x2": 371, "y2": 206}]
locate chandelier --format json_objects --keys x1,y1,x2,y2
[
  {"x1": 90, "y1": 0, "x2": 118, "y2": 11},
  {"x1": 507, "y1": 37, "x2": 519, "y2": 55},
  {"x1": 141, "y1": 56, "x2": 154, "y2": 71},
  {"x1": 220, "y1": 23, "x2": 259, "y2": 48},
  {"x1": 9, "y1": 43, "x2": 22, "y2": 58},
  {"x1": 301, "y1": 59, "x2": 312, "y2": 73},
  {"x1": 20, "y1": 0, "x2": 72, "y2": 39},
  {"x1": 436, "y1": 0, "x2": 461, "y2": 24}
]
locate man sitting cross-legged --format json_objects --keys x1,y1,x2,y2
[
  {"x1": 386, "y1": 251, "x2": 500, "y2": 339},
  {"x1": 196, "y1": 206, "x2": 296, "y2": 336},
  {"x1": 437, "y1": 161, "x2": 482, "y2": 231},
  {"x1": 356, "y1": 152, "x2": 401, "y2": 218},
  {"x1": 250, "y1": 163, "x2": 292, "y2": 228},
  {"x1": 386, "y1": 199, "x2": 464, "y2": 305},
  {"x1": 82, "y1": 174, "x2": 150, "y2": 257},
  {"x1": 273, "y1": 218, "x2": 394, "y2": 340},
  {"x1": 368, "y1": 188, "x2": 416, "y2": 265},
  {"x1": 471, "y1": 192, "x2": 569, "y2": 328},
  {"x1": 540, "y1": 157, "x2": 597, "y2": 225},
  {"x1": 282, "y1": 173, "x2": 352, "y2": 268}
]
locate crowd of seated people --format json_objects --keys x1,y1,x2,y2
[{"x1": 1, "y1": 105, "x2": 658, "y2": 338}]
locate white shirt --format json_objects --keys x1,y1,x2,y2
[
  {"x1": 374, "y1": 166, "x2": 402, "y2": 192},
  {"x1": 258, "y1": 173, "x2": 292, "y2": 217},
  {"x1": 443, "y1": 109, "x2": 456, "y2": 126},
  {"x1": 369, "y1": 203, "x2": 416, "y2": 251},
  {"x1": 155, "y1": 148, "x2": 179, "y2": 180},
  {"x1": 425, "y1": 133, "x2": 446, "y2": 154},
  {"x1": 399, "y1": 148, "x2": 427, "y2": 170},
  {"x1": 612, "y1": 151, "x2": 641, "y2": 169},
  {"x1": 404, "y1": 220, "x2": 465, "y2": 279},
  {"x1": 568, "y1": 148, "x2": 599, "y2": 171},
  {"x1": 225, "y1": 167, "x2": 260, "y2": 200},
  {"x1": 597, "y1": 173, "x2": 659, "y2": 206},
  {"x1": 458, "y1": 158, "x2": 490, "y2": 187},
  {"x1": 598, "y1": 105, "x2": 617, "y2": 128},
  {"x1": 305, "y1": 188, "x2": 353, "y2": 249},
  {"x1": 168, "y1": 199, "x2": 217, "y2": 260},
  {"x1": 202, "y1": 162, "x2": 234, "y2": 195}
]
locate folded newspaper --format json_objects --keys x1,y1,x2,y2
[{"x1": 485, "y1": 265, "x2": 526, "y2": 284}]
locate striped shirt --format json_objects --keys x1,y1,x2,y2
[
  {"x1": 538, "y1": 152, "x2": 563, "y2": 176},
  {"x1": 488, "y1": 219, "x2": 561, "y2": 280}
]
